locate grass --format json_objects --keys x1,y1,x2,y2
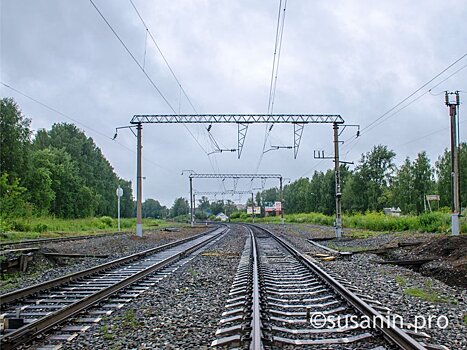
[
  {"x1": 231, "y1": 211, "x2": 466, "y2": 234},
  {"x1": 0, "y1": 216, "x2": 184, "y2": 243},
  {"x1": 464, "y1": 314, "x2": 467, "y2": 326},
  {"x1": 347, "y1": 230, "x2": 387, "y2": 239},
  {"x1": 395, "y1": 275, "x2": 408, "y2": 287},
  {"x1": 403, "y1": 286, "x2": 450, "y2": 303}
]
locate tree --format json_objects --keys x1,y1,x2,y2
[
  {"x1": 142, "y1": 198, "x2": 167, "y2": 218},
  {"x1": 32, "y1": 148, "x2": 97, "y2": 218},
  {"x1": 436, "y1": 143, "x2": 467, "y2": 209},
  {"x1": 33, "y1": 123, "x2": 122, "y2": 216},
  {"x1": 348, "y1": 145, "x2": 396, "y2": 212},
  {"x1": 118, "y1": 179, "x2": 134, "y2": 218},
  {"x1": 412, "y1": 152, "x2": 434, "y2": 213},
  {"x1": 0, "y1": 98, "x2": 31, "y2": 182},
  {"x1": 170, "y1": 197, "x2": 189, "y2": 218},
  {"x1": 391, "y1": 158, "x2": 415, "y2": 213},
  {"x1": 0, "y1": 173, "x2": 30, "y2": 219}
]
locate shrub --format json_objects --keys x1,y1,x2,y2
[
  {"x1": 99, "y1": 216, "x2": 114, "y2": 228},
  {"x1": 33, "y1": 223, "x2": 48, "y2": 232}
]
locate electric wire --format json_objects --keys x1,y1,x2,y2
[
  {"x1": 0, "y1": 82, "x2": 175, "y2": 173},
  {"x1": 91, "y1": 0, "x2": 225, "y2": 192},
  {"x1": 255, "y1": 0, "x2": 288, "y2": 174},
  {"x1": 360, "y1": 52, "x2": 467, "y2": 135},
  {"x1": 343, "y1": 62, "x2": 467, "y2": 152},
  {"x1": 89, "y1": 0, "x2": 213, "y2": 157},
  {"x1": 129, "y1": 0, "x2": 231, "y2": 193}
]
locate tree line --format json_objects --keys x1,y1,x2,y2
[
  {"x1": 254, "y1": 144, "x2": 466, "y2": 216},
  {"x1": 0, "y1": 98, "x2": 133, "y2": 223}
]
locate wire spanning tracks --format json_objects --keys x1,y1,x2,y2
[
  {"x1": 0, "y1": 226, "x2": 228, "y2": 350},
  {"x1": 212, "y1": 225, "x2": 442, "y2": 349}
]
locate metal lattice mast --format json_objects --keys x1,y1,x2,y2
[{"x1": 128, "y1": 114, "x2": 344, "y2": 236}]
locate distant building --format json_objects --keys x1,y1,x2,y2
[
  {"x1": 236, "y1": 204, "x2": 246, "y2": 211},
  {"x1": 216, "y1": 212, "x2": 229, "y2": 221},
  {"x1": 383, "y1": 207, "x2": 401, "y2": 217}
]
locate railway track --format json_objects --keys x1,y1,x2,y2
[
  {"x1": 0, "y1": 232, "x2": 126, "y2": 250},
  {"x1": 0, "y1": 225, "x2": 229, "y2": 350},
  {"x1": 212, "y1": 224, "x2": 447, "y2": 350}
]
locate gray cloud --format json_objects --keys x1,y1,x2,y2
[{"x1": 2, "y1": 0, "x2": 466, "y2": 206}]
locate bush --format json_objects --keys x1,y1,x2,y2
[
  {"x1": 10, "y1": 221, "x2": 31, "y2": 232},
  {"x1": 33, "y1": 223, "x2": 48, "y2": 232},
  {"x1": 99, "y1": 216, "x2": 114, "y2": 228}
]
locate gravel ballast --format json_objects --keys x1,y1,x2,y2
[
  {"x1": 0, "y1": 226, "x2": 209, "y2": 294},
  {"x1": 264, "y1": 224, "x2": 467, "y2": 349},
  {"x1": 62, "y1": 224, "x2": 248, "y2": 350}
]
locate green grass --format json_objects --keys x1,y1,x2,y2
[
  {"x1": 395, "y1": 275, "x2": 408, "y2": 287},
  {"x1": 231, "y1": 211, "x2": 466, "y2": 234},
  {"x1": 403, "y1": 286, "x2": 450, "y2": 303},
  {"x1": 347, "y1": 230, "x2": 387, "y2": 239},
  {"x1": 463, "y1": 314, "x2": 467, "y2": 326},
  {"x1": 0, "y1": 216, "x2": 184, "y2": 242}
]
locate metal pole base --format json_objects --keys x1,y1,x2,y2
[
  {"x1": 281, "y1": 218, "x2": 284, "y2": 225},
  {"x1": 136, "y1": 223, "x2": 143, "y2": 237},
  {"x1": 451, "y1": 213, "x2": 460, "y2": 236}
]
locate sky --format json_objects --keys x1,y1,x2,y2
[{"x1": 1, "y1": 0, "x2": 466, "y2": 207}]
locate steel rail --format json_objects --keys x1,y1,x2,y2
[
  {"x1": 252, "y1": 224, "x2": 427, "y2": 350},
  {"x1": 1, "y1": 226, "x2": 220, "y2": 306},
  {"x1": 248, "y1": 227, "x2": 262, "y2": 350},
  {"x1": 0, "y1": 232, "x2": 125, "y2": 249},
  {"x1": 0, "y1": 226, "x2": 228, "y2": 350}
]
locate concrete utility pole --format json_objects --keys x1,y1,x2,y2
[
  {"x1": 252, "y1": 192, "x2": 255, "y2": 223},
  {"x1": 116, "y1": 187, "x2": 123, "y2": 232},
  {"x1": 445, "y1": 91, "x2": 461, "y2": 236},
  {"x1": 190, "y1": 177, "x2": 194, "y2": 227},
  {"x1": 136, "y1": 123, "x2": 143, "y2": 237},
  {"x1": 333, "y1": 123, "x2": 342, "y2": 238},
  {"x1": 280, "y1": 177, "x2": 284, "y2": 224}
]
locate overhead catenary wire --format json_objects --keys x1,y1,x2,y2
[
  {"x1": 129, "y1": 0, "x2": 231, "y2": 193},
  {"x1": 360, "y1": 52, "x2": 467, "y2": 135},
  {"x1": 91, "y1": 0, "x2": 225, "y2": 192},
  {"x1": 0, "y1": 82, "x2": 175, "y2": 173},
  {"x1": 255, "y1": 0, "x2": 288, "y2": 174},
  {"x1": 342, "y1": 60, "x2": 467, "y2": 152}
]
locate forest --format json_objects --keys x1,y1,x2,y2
[{"x1": 1, "y1": 98, "x2": 465, "y2": 231}]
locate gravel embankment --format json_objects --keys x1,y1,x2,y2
[
  {"x1": 264, "y1": 224, "x2": 467, "y2": 349},
  {"x1": 62, "y1": 224, "x2": 248, "y2": 350},
  {"x1": 0, "y1": 226, "x2": 209, "y2": 294}
]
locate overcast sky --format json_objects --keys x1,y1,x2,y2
[{"x1": 2, "y1": 0, "x2": 466, "y2": 206}]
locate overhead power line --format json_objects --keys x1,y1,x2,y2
[
  {"x1": 360, "y1": 52, "x2": 467, "y2": 135},
  {"x1": 344, "y1": 53, "x2": 467, "y2": 155},
  {"x1": 0, "y1": 81, "x2": 175, "y2": 173},
  {"x1": 90, "y1": 0, "x2": 226, "y2": 191},
  {"x1": 256, "y1": 0, "x2": 289, "y2": 173}
]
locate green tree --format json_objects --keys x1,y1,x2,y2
[
  {"x1": 170, "y1": 197, "x2": 189, "y2": 218},
  {"x1": 349, "y1": 145, "x2": 396, "y2": 212},
  {"x1": 0, "y1": 173, "x2": 31, "y2": 219},
  {"x1": 142, "y1": 198, "x2": 167, "y2": 218},
  {"x1": 33, "y1": 123, "x2": 121, "y2": 216},
  {"x1": 34, "y1": 148, "x2": 97, "y2": 218},
  {"x1": 391, "y1": 158, "x2": 415, "y2": 213},
  {"x1": 118, "y1": 179, "x2": 134, "y2": 218},
  {"x1": 436, "y1": 143, "x2": 467, "y2": 209},
  {"x1": 0, "y1": 98, "x2": 31, "y2": 182},
  {"x1": 412, "y1": 152, "x2": 434, "y2": 213},
  {"x1": 23, "y1": 150, "x2": 55, "y2": 214}
]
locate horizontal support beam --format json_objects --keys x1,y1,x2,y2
[
  {"x1": 194, "y1": 191, "x2": 255, "y2": 196},
  {"x1": 131, "y1": 114, "x2": 344, "y2": 124},
  {"x1": 189, "y1": 173, "x2": 282, "y2": 179}
]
